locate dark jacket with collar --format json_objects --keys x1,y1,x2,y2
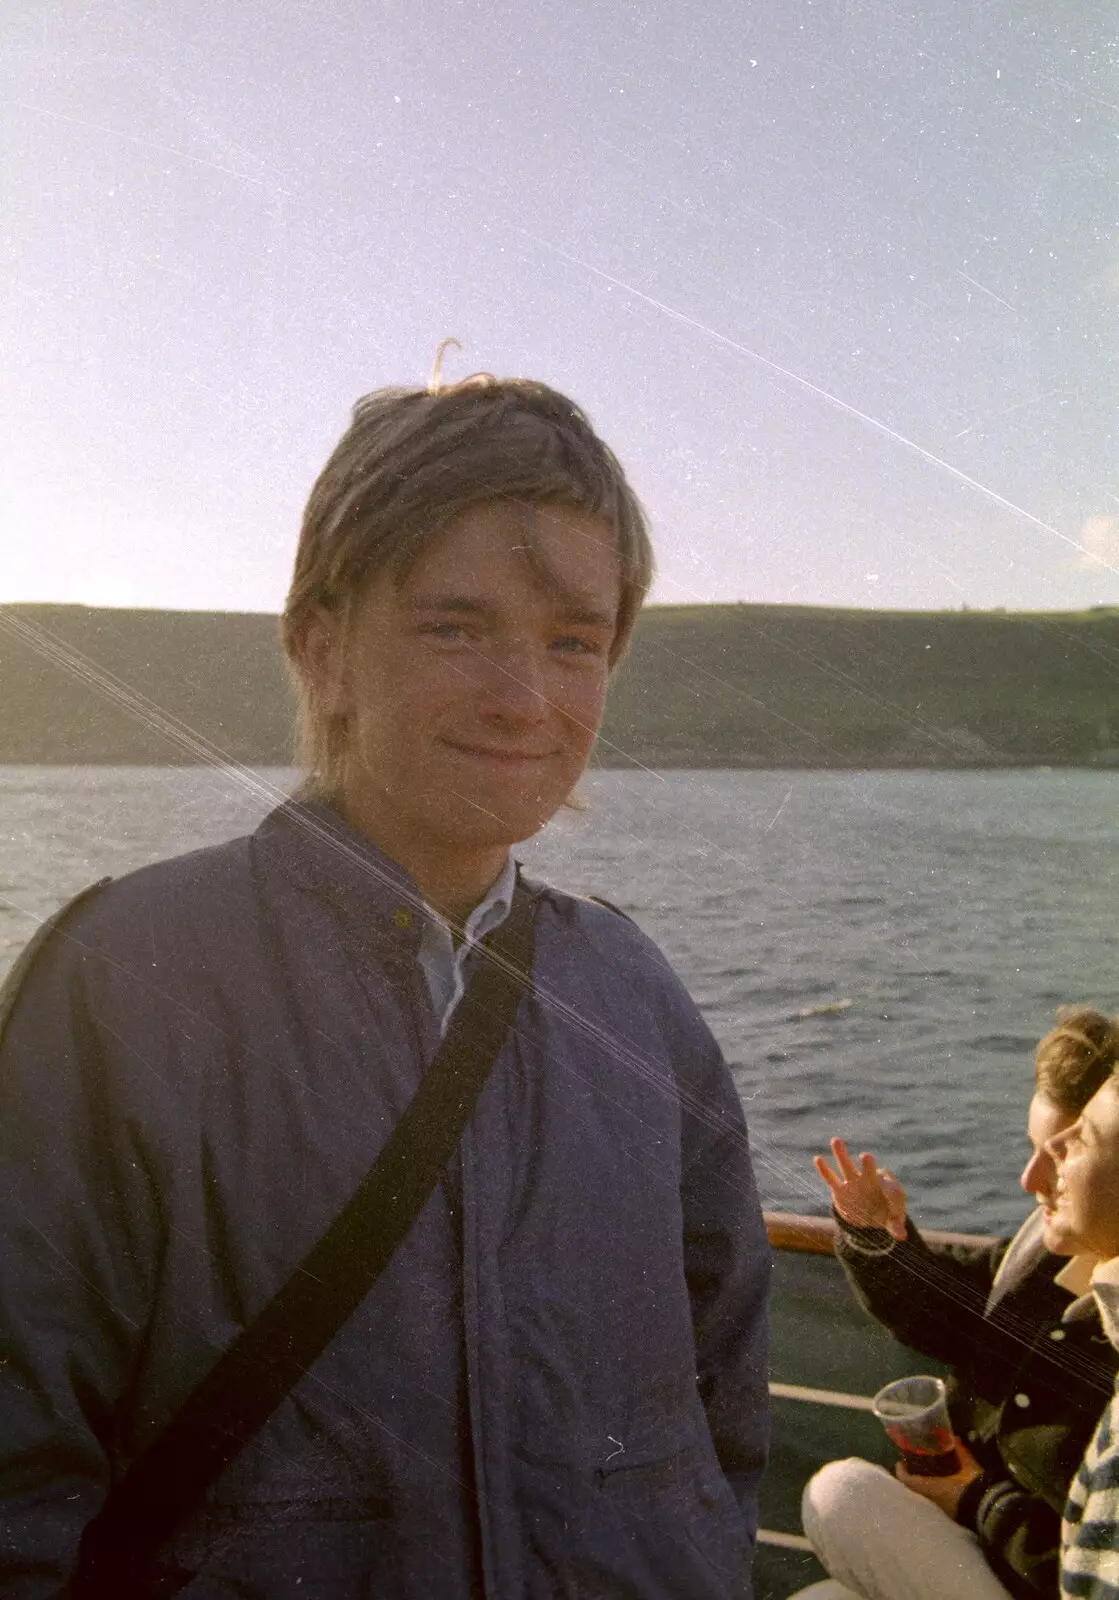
[
  {"x1": 835, "y1": 1209, "x2": 1117, "y2": 1600},
  {"x1": 0, "y1": 802, "x2": 770, "y2": 1598}
]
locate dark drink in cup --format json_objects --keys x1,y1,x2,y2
[
  {"x1": 888, "y1": 1426, "x2": 961, "y2": 1476},
  {"x1": 872, "y1": 1376, "x2": 961, "y2": 1476}
]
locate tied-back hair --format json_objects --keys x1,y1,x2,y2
[
  {"x1": 280, "y1": 372, "x2": 653, "y2": 799},
  {"x1": 1035, "y1": 1006, "x2": 1119, "y2": 1115}
]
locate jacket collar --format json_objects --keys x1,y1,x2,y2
[
  {"x1": 987, "y1": 1206, "x2": 1054, "y2": 1307},
  {"x1": 254, "y1": 801, "x2": 434, "y2": 952},
  {"x1": 1089, "y1": 1256, "x2": 1119, "y2": 1347},
  {"x1": 254, "y1": 799, "x2": 526, "y2": 949}
]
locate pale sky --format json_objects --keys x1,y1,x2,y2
[{"x1": 3, "y1": 0, "x2": 1117, "y2": 613}]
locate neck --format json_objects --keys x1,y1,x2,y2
[
  {"x1": 413, "y1": 853, "x2": 511, "y2": 926},
  {"x1": 337, "y1": 797, "x2": 509, "y2": 925}
]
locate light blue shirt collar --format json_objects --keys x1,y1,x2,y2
[{"x1": 417, "y1": 855, "x2": 517, "y2": 1032}]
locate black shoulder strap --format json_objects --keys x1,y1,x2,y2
[
  {"x1": 71, "y1": 883, "x2": 537, "y2": 1597},
  {"x1": 0, "y1": 879, "x2": 112, "y2": 1047}
]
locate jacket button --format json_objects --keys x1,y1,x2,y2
[
  {"x1": 1014, "y1": 1393, "x2": 1030, "y2": 1408},
  {"x1": 1048, "y1": 1328, "x2": 1066, "y2": 1341}
]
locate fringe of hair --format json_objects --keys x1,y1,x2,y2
[
  {"x1": 280, "y1": 368, "x2": 654, "y2": 799},
  {"x1": 1035, "y1": 1006, "x2": 1119, "y2": 1113}
]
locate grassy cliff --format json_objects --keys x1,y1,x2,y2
[
  {"x1": 602, "y1": 603, "x2": 1119, "y2": 767},
  {"x1": 2, "y1": 601, "x2": 1118, "y2": 768}
]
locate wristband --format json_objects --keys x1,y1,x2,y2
[{"x1": 832, "y1": 1208, "x2": 899, "y2": 1255}]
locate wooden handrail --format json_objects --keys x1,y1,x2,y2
[
  {"x1": 765, "y1": 1212, "x2": 837, "y2": 1254},
  {"x1": 764, "y1": 1210, "x2": 1000, "y2": 1255}
]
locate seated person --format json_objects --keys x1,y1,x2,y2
[
  {"x1": 1047, "y1": 1070, "x2": 1119, "y2": 1597},
  {"x1": 794, "y1": 1008, "x2": 1119, "y2": 1600}
]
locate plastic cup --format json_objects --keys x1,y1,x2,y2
[{"x1": 871, "y1": 1375, "x2": 961, "y2": 1477}]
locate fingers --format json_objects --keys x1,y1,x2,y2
[
  {"x1": 813, "y1": 1154, "x2": 841, "y2": 1194},
  {"x1": 830, "y1": 1137, "x2": 862, "y2": 1180},
  {"x1": 814, "y1": 1139, "x2": 905, "y2": 1238},
  {"x1": 878, "y1": 1168, "x2": 909, "y2": 1238},
  {"x1": 814, "y1": 1140, "x2": 884, "y2": 1190}
]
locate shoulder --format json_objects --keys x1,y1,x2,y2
[
  {"x1": 1092, "y1": 1269, "x2": 1119, "y2": 1356},
  {"x1": 0, "y1": 834, "x2": 257, "y2": 1020},
  {"x1": 67, "y1": 833, "x2": 254, "y2": 947},
  {"x1": 0, "y1": 877, "x2": 112, "y2": 1046},
  {"x1": 522, "y1": 875, "x2": 721, "y2": 1055},
  {"x1": 1074, "y1": 1389, "x2": 1119, "y2": 1500},
  {"x1": 522, "y1": 872, "x2": 646, "y2": 941},
  {"x1": 524, "y1": 875, "x2": 679, "y2": 988}
]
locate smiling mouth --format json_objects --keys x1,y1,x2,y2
[{"x1": 442, "y1": 739, "x2": 555, "y2": 764}]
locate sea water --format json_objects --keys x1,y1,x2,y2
[{"x1": 1, "y1": 765, "x2": 1116, "y2": 1235}]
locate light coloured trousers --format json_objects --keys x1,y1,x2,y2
[{"x1": 792, "y1": 1458, "x2": 1012, "y2": 1600}]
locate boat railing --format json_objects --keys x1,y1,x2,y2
[
  {"x1": 765, "y1": 1209, "x2": 998, "y2": 1256},
  {"x1": 756, "y1": 1210, "x2": 999, "y2": 1592}
]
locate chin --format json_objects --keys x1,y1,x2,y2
[
  {"x1": 457, "y1": 785, "x2": 569, "y2": 842},
  {"x1": 435, "y1": 798, "x2": 556, "y2": 852},
  {"x1": 1040, "y1": 1212, "x2": 1081, "y2": 1257}
]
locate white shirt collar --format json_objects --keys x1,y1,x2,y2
[{"x1": 1054, "y1": 1254, "x2": 1098, "y2": 1298}]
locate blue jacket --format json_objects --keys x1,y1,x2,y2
[{"x1": 0, "y1": 802, "x2": 770, "y2": 1597}]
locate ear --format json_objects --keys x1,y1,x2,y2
[{"x1": 297, "y1": 604, "x2": 348, "y2": 715}]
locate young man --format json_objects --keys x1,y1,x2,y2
[{"x1": 0, "y1": 376, "x2": 770, "y2": 1597}]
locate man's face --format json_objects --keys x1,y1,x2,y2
[
  {"x1": 1020, "y1": 1092, "x2": 1077, "y2": 1252},
  {"x1": 312, "y1": 500, "x2": 621, "y2": 873},
  {"x1": 1046, "y1": 1077, "x2": 1119, "y2": 1264}
]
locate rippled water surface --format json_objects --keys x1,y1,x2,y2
[{"x1": 2, "y1": 766, "x2": 1116, "y2": 1234}]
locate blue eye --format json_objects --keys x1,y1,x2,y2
[{"x1": 423, "y1": 622, "x2": 470, "y2": 641}]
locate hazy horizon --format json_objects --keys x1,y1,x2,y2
[{"x1": 5, "y1": 596, "x2": 1119, "y2": 620}]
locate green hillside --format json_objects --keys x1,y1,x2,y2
[
  {"x1": 0, "y1": 606, "x2": 294, "y2": 766},
  {"x1": 602, "y1": 604, "x2": 1119, "y2": 767},
  {"x1": 2, "y1": 601, "x2": 1118, "y2": 768}
]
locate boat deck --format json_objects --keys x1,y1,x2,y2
[{"x1": 754, "y1": 1213, "x2": 980, "y2": 1598}]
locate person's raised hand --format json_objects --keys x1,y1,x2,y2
[{"x1": 813, "y1": 1137, "x2": 908, "y2": 1240}]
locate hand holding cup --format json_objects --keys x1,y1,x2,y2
[{"x1": 894, "y1": 1437, "x2": 983, "y2": 1518}]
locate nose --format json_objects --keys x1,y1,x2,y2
[
  {"x1": 478, "y1": 644, "x2": 551, "y2": 722},
  {"x1": 1020, "y1": 1147, "x2": 1056, "y2": 1200}
]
